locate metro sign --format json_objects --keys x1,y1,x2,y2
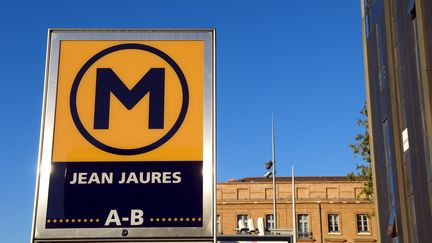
[
  {"x1": 32, "y1": 29, "x2": 215, "y2": 242},
  {"x1": 69, "y1": 43, "x2": 190, "y2": 155}
]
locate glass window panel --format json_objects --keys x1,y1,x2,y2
[
  {"x1": 383, "y1": 120, "x2": 396, "y2": 208},
  {"x1": 357, "y1": 214, "x2": 369, "y2": 233},
  {"x1": 237, "y1": 214, "x2": 248, "y2": 229},
  {"x1": 265, "y1": 214, "x2": 275, "y2": 231},
  {"x1": 298, "y1": 214, "x2": 310, "y2": 239},
  {"x1": 328, "y1": 214, "x2": 340, "y2": 233}
]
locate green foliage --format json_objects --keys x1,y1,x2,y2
[{"x1": 348, "y1": 102, "x2": 373, "y2": 201}]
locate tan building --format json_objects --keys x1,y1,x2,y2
[{"x1": 216, "y1": 176, "x2": 377, "y2": 243}]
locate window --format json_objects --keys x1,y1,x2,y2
[
  {"x1": 363, "y1": 0, "x2": 370, "y2": 39},
  {"x1": 384, "y1": 120, "x2": 403, "y2": 241},
  {"x1": 383, "y1": 120, "x2": 397, "y2": 208},
  {"x1": 237, "y1": 214, "x2": 248, "y2": 229},
  {"x1": 365, "y1": 14, "x2": 370, "y2": 38},
  {"x1": 298, "y1": 214, "x2": 310, "y2": 238},
  {"x1": 328, "y1": 214, "x2": 340, "y2": 233},
  {"x1": 216, "y1": 215, "x2": 221, "y2": 234},
  {"x1": 265, "y1": 214, "x2": 275, "y2": 231},
  {"x1": 357, "y1": 214, "x2": 369, "y2": 233},
  {"x1": 408, "y1": 0, "x2": 415, "y2": 18},
  {"x1": 376, "y1": 19, "x2": 387, "y2": 91},
  {"x1": 412, "y1": 8, "x2": 432, "y2": 183}
]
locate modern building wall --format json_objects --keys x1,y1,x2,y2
[
  {"x1": 216, "y1": 177, "x2": 377, "y2": 243},
  {"x1": 361, "y1": 0, "x2": 432, "y2": 242}
]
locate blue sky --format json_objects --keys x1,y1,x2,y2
[{"x1": 0, "y1": 0, "x2": 365, "y2": 242}]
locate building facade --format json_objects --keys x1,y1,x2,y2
[
  {"x1": 361, "y1": 0, "x2": 432, "y2": 242},
  {"x1": 217, "y1": 177, "x2": 377, "y2": 243}
]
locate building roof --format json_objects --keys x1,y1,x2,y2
[{"x1": 221, "y1": 176, "x2": 366, "y2": 183}]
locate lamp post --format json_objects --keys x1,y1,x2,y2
[
  {"x1": 292, "y1": 165, "x2": 297, "y2": 243},
  {"x1": 264, "y1": 115, "x2": 277, "y2": 230},
  {"x1": 271, "y1": 116, "x2": 277, "y2": 229}
]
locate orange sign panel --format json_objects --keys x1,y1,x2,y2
[{"x1": 52, "y1": 40, "x2": 204, "y2": 161}]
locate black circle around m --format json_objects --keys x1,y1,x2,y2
[{"x1": 70, "y1": 43, "x2": 189, "y2": 155}]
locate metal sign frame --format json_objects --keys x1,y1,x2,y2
[{"x1": 31, "y1": 29, "x2": 215, "y2": 242}]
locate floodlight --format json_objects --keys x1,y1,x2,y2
[
  {"x1": 264, "y1": 171, "x2": 272, "y2": 178},
  {"x1": 265, "y1": 161, "x2": 273, "y2": 170}
]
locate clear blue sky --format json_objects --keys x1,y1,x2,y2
[{"x1": 0, "y1": 0, "x2": 365, "y2": 242}]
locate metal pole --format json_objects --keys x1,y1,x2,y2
[
  {"x1": 272, "y1": 114, "x2": 277, "y2": 229},
  {"x1": 292, "y1": 165, "x2": 297, "y2": 243},
  {"x1": 319, "y1": 202, "x2": 323, "y2": 243}
]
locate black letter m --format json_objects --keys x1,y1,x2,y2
[{"x1": 94, "y1": 68, "x2": 165, "y2": 129}]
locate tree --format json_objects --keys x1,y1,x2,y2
[{"x1": 348, "y1": 102, "x2": 373, "y2": 201}]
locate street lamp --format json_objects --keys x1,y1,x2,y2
[
  {"x1": 264, "y1": 170, "x2": 272, "y2": 178},
  {"x1": 264, "y1": 115, "x2": 277, "y2": 230},
  {"x1": 264, "y1": 161, "x2": 273, "y2": 170}
]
